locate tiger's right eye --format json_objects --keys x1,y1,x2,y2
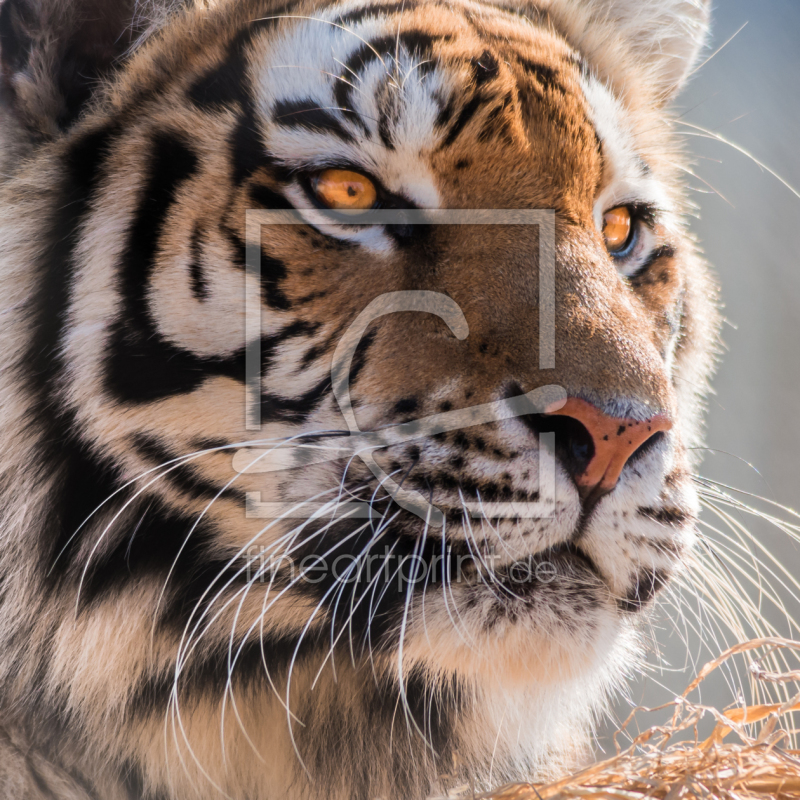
[
  {"x1": 603, "y1": 206, "x2": 633, "y2": 254},
  {"x1": 311, "y1": 169, "x2": 377, "y2": 210}
]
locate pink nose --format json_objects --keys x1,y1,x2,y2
[{"x1": 546, "y1": 397, "x2": 673, "y2": 496}]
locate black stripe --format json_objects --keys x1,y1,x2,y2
[
  {"x1": 104, "y1": 134, "x2": 252, "y2": 402},
  {"x1": 188, "y1": 225, "x2": 209, "y2": 301},
  {"x1": 377, "y1": 104, "x2": 396, "y2": 150},
  {"x1": 225, "y1": 77, "x2": 292, "y2": 189},
  {"x1": 307, "y1": 667, "x2": 464, "y2": 798},
  {"x1": 440, "y1": 94, "x2": 484, "y2": 148},
  {"x1": 518, "y1": 58, "x2": 564, "y2": 93},
  {"x1": 617, "y1": 569, "x2": 669, "y2": 613},
  {"x1": 248, "y1": 182, "x2": 294, "y2": 211},
  {"x1": 43, "y1": 443, "x2": 128, "y2": 586},
  {"x1": 104, "y1": 330, "x2": 247, "y2": 402},
  {"x1": 261, "y1": 251, "x2": 290, "y2": 310},
  {"x1": 222, "y1": 224, "x2": 292, "y2": 309},
  {"x1": 78, "y1": 501, "x2": 217, "y2": 605},
  {"x1": 119, "y1": 133, "x2": 198, "y2": 332},
  {"x1": 333, "y1": 32, "x2": 443, "y2": 121},
  {"x1": 345, "y1": 328, "x2": 375, "y2": 388},
  {"x1": 188, "y1": 47, "x2": 250, "y2": 111},
  {"x1": 27, "y1": 125, "x2": 117, "y2": 393},
  {"x1": 263, "y1": 321, "x2": 325, "y2": 371},
  {"x1": 25, "y1": 124, "x2": 121, "y2": 574},
  {"x1": 287, "y1": 517, "x2": 473, "y2": 653},
  {"x1": 628, "y1": 244, "x2": 676, "y2": 284},
  {"x1": 123, "y1": 764, "x2": 169, "y2": 800},
  {"x1": 188, "y1": 12, "x2": 291, "y2": 184},
  {"x1": 129, "y1": 627, "x2": 326, "y2": 720},
  {"x1": 335, "y1": 0, "x2": 420, "y2": 27},
  {"x1": 131, "y1": 434, "x2": 246, "y2": 504},
  {"x1": 434, "y1": 97, "x2": 456, "y2": 129},
  {"x1": 273, "y1": 98, "x2": 356, "y2": 143},
  {"x1": 638, "y1": 506, "x2": 688, "y2": 527},
  {"x1": 478, "y1": 92, "x2": 513, "y2": 143},
  {"x1": 471, "y1": 50, "x2": 499, "y2": 87},
  {"x1": 230, "y1": 101, "x2": 278, "y2": 186},
  {"x1": 260, "y1": 375, "x2": 331, "y2": 423}
]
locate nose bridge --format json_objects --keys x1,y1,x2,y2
[{"x1": 549, "y1": 244, "x2": 674, "y2": 414}]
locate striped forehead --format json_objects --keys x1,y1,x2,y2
[
  {"x1": 245, "y1": 1, "x2": 478, "y2": 206},
  {"x1": 243, "y1": 0, "x2": 581, "y2": 206}
]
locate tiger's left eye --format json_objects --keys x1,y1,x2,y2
[
  {"x1": 311, "y1": 169, "x2": 377, "y2": 210},
  {"x1": 603, "y1": 206, "x2": 632, "y2": 253}
]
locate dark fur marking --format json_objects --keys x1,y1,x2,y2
[
  {"x1": 334, "y1": 32, "x2": 442, "y2": 118},
  {"x1": 394, "y1": 397, "x2": 418, "y2": 415},
  {"x1": 335, "y1": 0, "x2": 420, "y2": 27},
  {"x1": 78, "y1": 500, "x2": 218, "y2": 606},
  {"x1": 377, "y1": 103, "x2": 396, "y2": 149},
  {"x1": 347, "y1": 329, "x2": 376, "y2": 387},
  {"x1": 638, "y1": 507, "x2": 688, "y2": 527},
  {"x1": 188, "y1": 224, "x2": 209, "y2": 301},
  {"x1": 260, "y1": 376, "x2": 331, "y2": 423},
  {"x1": 231, "y1": 103, "x2": 271, "y2": 186},
  {"x1": 129, "y1": 628, "x2": 325, "y2": 719},
  {"x1": 132, "y1": 434, "x2": 246, "y2": 504},
  {"x1": 478, "y1": 96, "x2": 512, "y2": 143},
  {"x1": 261, "y1": 251, "x2": 291, "y2": 310},
  {"x1": 28, "y1": 125, "x2": 117, "y2": 392},
  {"x1": 44, "y1": 441, "x2": 128, "y2": 584},
  {"x1": 440, "y1": 94, "x2": 484, "y2": 148},
  {"x1": 618, "y1": 569, "x2": 669, "y2": 613},
  {"x1": 105, "y1": 332, "x2": 247, "y2": 402},
  {"x1": 188, "y1": 48, "x2": 250, "y2": 110},
  {"x1": 290, "y1": 520, "x2": 464, "y2": 654},
  {"x1": 434, "y1": 97, "x2": 455, "y2": 129},
  {"x1": 300, "y1": 343, "x2": 325, "y2": 368},
  {"x1": 273, "y1": 98, "x2": 356, "y2": 143},
  {"x1": 518, "y1": 59, "x2": 563, "y2": 93},
  {"x1": 104, "y1": 134, "x2": 252, "y2": 403},
  {"x1": 628, "y1": 245, "x2": 677, "y2": 284},
  {"x1": 25, "y1": 124, "x2": 122, "y2": 574},
  {"x1": 223, "y1": 223, "x2": 292, "y2": 309},
  {"x1": 471, "y1": 50, "x2": 499, "y2": 86},
  {"x1": 248, "y1": 182, "x2": 294, "y2": 210}
]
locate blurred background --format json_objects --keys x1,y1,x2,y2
[{"x1": 599, "y1": 0, "x2": 800, "y2": 748}]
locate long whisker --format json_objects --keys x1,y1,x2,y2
[{"x1": 674, "y1": 120, "x2": 800, "y2": 201}]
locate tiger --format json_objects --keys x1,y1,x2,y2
[{"x1": 0, "y1": 0, "x2": 719, "y2": 797}]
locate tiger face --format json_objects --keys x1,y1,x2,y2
[{"x1": 0, "y1": 0, "x2": 718, "y2": 797}]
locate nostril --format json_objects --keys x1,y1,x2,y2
[
  {"x1": 543, "y1": 397, "x2": 673, "y2": 497},
  {"x1": 521, "y1": 413, "x2": 595, "y2": 480},
  {"x1": 628, "y1": 430, "x2": 667, "y2": 465}
]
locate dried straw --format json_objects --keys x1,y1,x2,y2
[{"x1": 478, "y1": 639, "x2": 800, "y2": 800}]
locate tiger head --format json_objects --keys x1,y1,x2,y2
[{"x1": 0, "y1": 0, "x2": 717, "y2": 797}]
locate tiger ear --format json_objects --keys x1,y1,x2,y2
[
  {"x1": 0, "y1": 0, "x2": 141, "y2": 137},
  {"x1": 549, "y1": 0, "x2": 712, "y2": 103}
]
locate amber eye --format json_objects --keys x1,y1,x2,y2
[
  {"x1": 602, "y1": 206, "x2": 633, "y2": 253},
  {"x1": 311, "y1": 169, "x2": 377, "y2": 210}
]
